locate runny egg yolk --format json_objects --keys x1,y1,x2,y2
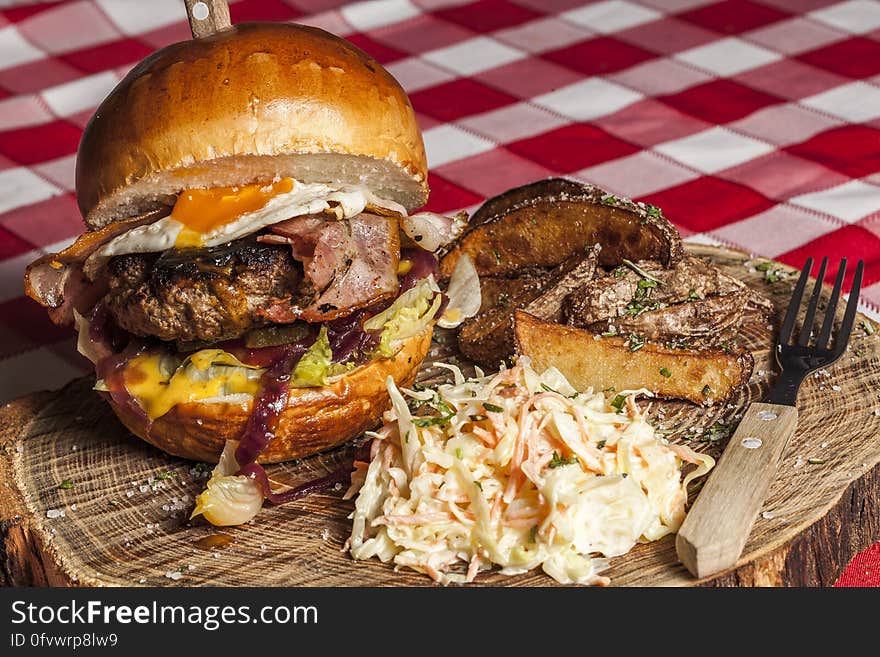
[{"x1": 172, "y1": 177, "x2": 295, "y2": 248}]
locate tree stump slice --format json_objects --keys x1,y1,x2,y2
[{"x1": 1, "y1": 245, "x2": 879, "y2": 587}]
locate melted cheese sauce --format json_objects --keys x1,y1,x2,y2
[
  {"x1": 124, "y1": 349, "x2": 262, "y2": 420},
  {"x1": 173, "y1": 178, "x2": 295, "y2": 248}
]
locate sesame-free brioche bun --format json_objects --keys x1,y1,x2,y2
[
  {"x1": 76, "y1": 22, "x2": 429, "y2": 230},
  {"x1": 110, "y1": 328, "x2": 432, "y2": 464}
]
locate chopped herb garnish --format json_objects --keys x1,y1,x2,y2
[
  {"x1": 455, "y1": 448, "x2": 463, "y2": 460},
  {"x1": 58, "y1": 479, "x2": 75, "y2": 490},
  {"x1": 601, "y1": 330, "x2": 618, "y2": 337},
  {"x1": 413, "y1": 400, "x2": 455, "y2": 427},
  {"x1": 529, "y1": 525, "x2": 538, "y2": 544},
  {"x1": 700, "y1": 422, "x2": 730, "y2": 442},
  {"x1": 807, "y1": 458, "x2": 826, "y2": 465},
  {"x1": 155, "y1": 472, "x2": 176, "y2": 480},
  {"x1": 862, "y1": 321, "x2": 875, "y2": 336},
  {"x1": 855, "y1": 348, "x2": 866, "y2": 357},
  {"x1": 757, "y1": 265, "x2": 787, "y2": 283},
  {"x1": 412, "y1": 416, "x2": 450, "y2": 427},
  {"x1": 483, "y1": 402, "x2": 503, "y2": 413},
  {"x1": 621, "y1": 473, "x2": 629, "y2": 479},
  {"x1": 665, "y1": 337, "x2": 693, "y2": 350},
  {"x1": 549, "y1": 451, "x2": 578, "y2": 468},
  {"x1": 541, "y1": 383, "x2": 559, "y2": 394},
  {"x1": 596, "y1": 439, "x2": 606, "y2": 449},
  {"x1": 637, "y1": 279, "x2": 658, "y2": 289},
  {"x1": 492, "y1": 249, "x2": 502, "y2": 265},
  {"x1": 610, "y1": 394, "x2": 626, "y2": 413},
  {"x1": 645, "y1": 203, "x2": 663, "y2": 218},
  {"x1": 468, "y1": 414, "x2": 487, "y2": 422},
  {"x1": 474, "y1": 481, "x2": 483, "y2": 491},
  {"x1": 688, "y1": 290, "x2": 700, "y2": 300},
  {"x1": 627, "y1": 333, "x2": 646, "y2": 352},
  {"x1": 621, "y1": 259, "x2": 662, "y2": 285},
  {"x1": 719, "y1": 340, "x2": 732, "y2": 354},
  {"x1": 600, "y1": 194, "x2": 618, "y2": 205},
  {"x1": 701, "y1": 385, "x2": 712, "y2": 397},
  {"x1": 612, "y1": 266, "x2": 628, "y2": 278},
  {"x1": 625, "y1": 297, "x2": 666, "y2": 318},
  {"x1": 659, "y1": 367, "x2": 672, "y2": 378}
]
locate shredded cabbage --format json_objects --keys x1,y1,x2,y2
[
  {"x1": 346, "y1": 357, "x2": 715, "y2": 585},
  {"x1": 364, "y1": 277, "x2": 442, "y2": 356},
  {"x1": 190, "y1": 441, "x2": 263, "y2": 526}
]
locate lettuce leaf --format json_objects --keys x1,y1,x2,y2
[
  {"x1": 290, "y1": 326, "x2": 333, "y2": 387},
  {"x1": 364, "y1": 277, "x2": 442, "y2": 357}
]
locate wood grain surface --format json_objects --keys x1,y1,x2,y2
[{"x1": 1, "y1": 245, "x2": 879, "y2": 587}]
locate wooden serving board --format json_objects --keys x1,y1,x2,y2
[{"x1": 2, "y1": 245, "x2": 879, "y2": 587}]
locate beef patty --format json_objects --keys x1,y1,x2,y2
[{"x1": 106, "y1": 239, "x2": 304, "y2": 343}]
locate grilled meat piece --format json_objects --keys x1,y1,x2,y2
[
  {"x1": 564, "y1": 256, "x2": 745, "y2": 326},
  {"x1": 458, "y1": 247, "x2": 599, "y2": 368},
  {"x1": 590, "y1": 289, "x2": 752, "y2": 344},
  {"x1": 106, "y1": 239, "x2": 304, "y2": 343},
  {"x1": 564, "y1": 255, "x2": 771, "y2": 346}
]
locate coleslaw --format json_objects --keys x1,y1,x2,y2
[{"x1": 345, "y1": 357, "x2": 714, "y2": 585}]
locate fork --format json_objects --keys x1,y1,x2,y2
[{"x1": 675, "y1": 257, "x2": 865, "y2": 579}]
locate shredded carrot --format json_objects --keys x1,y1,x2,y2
[{"x1": 472, "y1": 425, "x2": 497, "y2": 447}]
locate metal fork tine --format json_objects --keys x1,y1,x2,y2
[
  {"x1": 797, "y1": 256, "x2": 828, "y2": 346},
  {"x1": 779, "y1": 257, "x2": 813, "y2": 346},
  {"x1": 816, "y1": 260, "x2": 846, "y2": 350},
  {"x1": 834, "y1": 260, "x2": 864, "y2": 356}
]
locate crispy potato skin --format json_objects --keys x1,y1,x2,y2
[
  {"x1": 440, "y1": 179, "x2": 683, "y2": 278},
  {"x1": 514, "y1": 311, "x2": 753, "y2": 405}
]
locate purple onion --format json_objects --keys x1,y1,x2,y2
[{"x1": 237, "y1": 462, "x2": 351, "y2": 505}]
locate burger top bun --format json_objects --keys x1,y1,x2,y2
[{"x1": 76, "y1": 22, "x2": 429, "y2": 230}]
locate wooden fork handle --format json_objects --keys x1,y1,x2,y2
[
  {"x1": 676, "y1": 402, "x2": 798, "y2": 579},
  {"x1": 184, "y1": 0, "x2": 231, "y2": 39}
]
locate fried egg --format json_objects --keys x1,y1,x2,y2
[{"x1": 84, "y1": 178, "x2": 406, "y2": 276}]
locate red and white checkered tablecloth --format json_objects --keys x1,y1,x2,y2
[{"x1": 1, "y1": 0, "x2": 879, "y2": 586}]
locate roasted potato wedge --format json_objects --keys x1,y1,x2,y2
[
  {"x1": 514, "y1": 310, "x2": 753, "y2": 405},
  {"x1": 477, "y1": 271, "x2": 546, "y2": 313},
  {"x1": 440, "y1": 178, "x2": 683, "y2": 279},
  {"x1": 458, "y1": 250, "x2": 598, "y2": 368}
]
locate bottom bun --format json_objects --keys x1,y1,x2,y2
[{"x1": 110, "y1": 328, "x2": 432, "y2": 463}]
